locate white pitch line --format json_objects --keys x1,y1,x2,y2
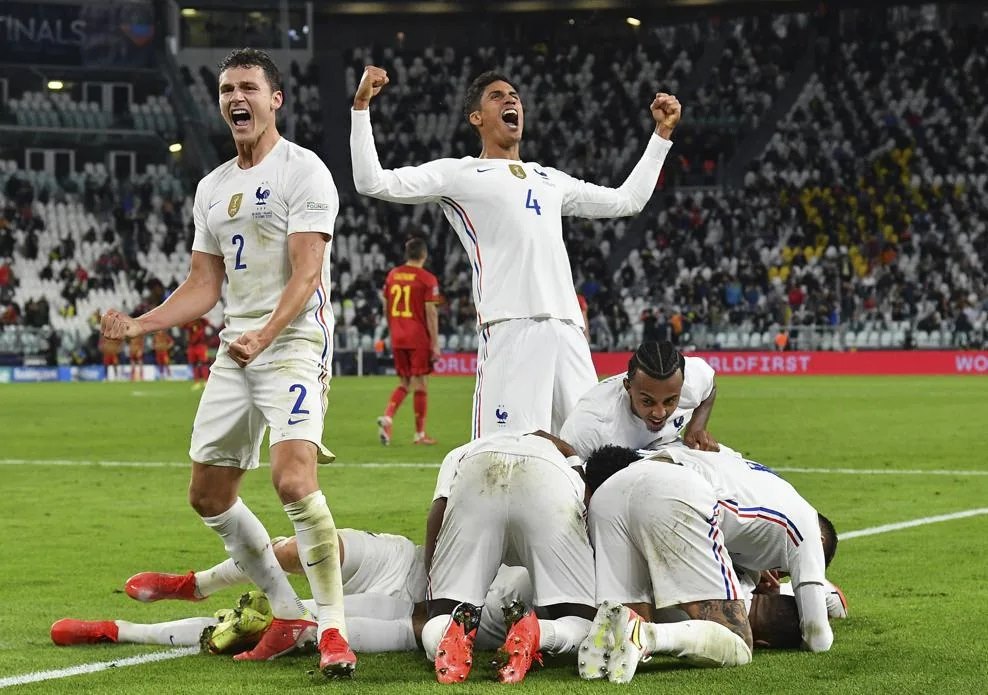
[
  {"x1": 775, "y1": 466, "x2": 988, "y2": 476},
  {"x1": 4, "y1": 505, "x2": 985, "y2": 687},
  {"x1": 840, "y1": 508, "x2": 988, "y2": 540},
  {"x1": 0, "y1": 459, "x2": 440, "y2": 469},
  {"x1": 0, "y1": 647, "x2": 198, "y2": 689}
]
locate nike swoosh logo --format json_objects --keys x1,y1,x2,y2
[
  {"x1": 208, "y1": 200, "x2": 222, "y2": 210},
  {"x1": 287, "y1": 417, "x2": 309, "y2": 425},
  {"x1": 306, "y1": 555, "x2": 331, "y2": 567},
  {"x1": 476, "y1": 167, "x2": 496, "y2": 173}
]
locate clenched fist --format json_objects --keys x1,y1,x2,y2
[
  {"x1": 650, "y1": 92, "x2": 682, "y2": 138},
  {"x1": 228, "y1": 330, "x2": 272, "y2": 368},
  {"x1": 100, "y1": 309, "x2": 143, "y2": 341},
  {"x1": 353, "y1": 66, "x2": 390, "y2": 110}
]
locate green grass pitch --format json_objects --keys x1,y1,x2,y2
[{"x1": 1, "y1": 375, "x2": 987, "y2": 693}]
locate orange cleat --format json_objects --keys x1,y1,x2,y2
[
  {"x1": 494, "y1": 602, "x2": 543, "y2": 683},
  {"x1": 125, "y1": 571, "x2": 202, "y2": 603},
  {"x1": 51, "y1": 619, "x2": 119, "y2": 646},
  {"x1": 413, "y1": 434, "x2": 437, "y2": 445},
  {"x1": 377, "y1": 416, "x2": 392, "y2": 446},
  {"x1": 434, "y1": 602, "x2": 481, "y2": 684},
  {"x1": 233, "y1": 618, "x2": 317, "y2": 661},
  {"x1": 318, "y1": 628, "x2": 357, "y2": 678}
]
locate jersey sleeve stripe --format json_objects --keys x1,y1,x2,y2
[
  {"x1": 719, "y1": 500, "x2": 805, "y2": 545},
  {"x1": 441, "y1": 197, "x2": 484, "y2": 324}
]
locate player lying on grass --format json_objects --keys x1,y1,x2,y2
[{"x1": 52, "y1": 531, "x2": 841, "y2": 655}]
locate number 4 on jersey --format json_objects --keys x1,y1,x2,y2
[{"x1": 525, "y1": 189, "x2": 542, "y2": 216}]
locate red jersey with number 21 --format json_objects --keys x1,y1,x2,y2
[{"x1": 384, "y1": 265, "x2": 440, "y2": 349}]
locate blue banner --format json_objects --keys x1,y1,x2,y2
[{"x1": 0, "y1": 1, "x2": 155, "y2": 67}]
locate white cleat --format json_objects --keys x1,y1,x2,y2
[
  {"x1": 606, "y1": 603, "x2": 650, "y2": 684},
  {"x1": 578, "y1": 600, "x2": 618, "y2": 680}
]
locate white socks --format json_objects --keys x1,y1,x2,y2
[
  {"x1": 194, "y1": 558, "x2": 248, "y2": 598},
  {"x1": 538, "y1": 616, "x2": 592, "y2": 654},
  {"x1": 346, "y1": 617, "x2": 417, "y2": 652},
  {"x1": 284, "y1": 491, "x2": 346, "y2": 639},
  {"x1": 421, "y1": 614, "x2": 451, "y2": 662},
  {"x1": 116, "y1": 618, "x2": 216, "y2": 646},
  {"x1": 201, "y1": 498, "x2": 308, "y2": 621},
  {"x1": 642, "y1": 620, "x2": 752, "y2": 667}
]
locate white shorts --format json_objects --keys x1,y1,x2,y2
[
  {"x1": 472, "y1": 318, "x2": 597, "y2": 438},
  {"x1": 339, "y1": 529, "x2": 427, "y2": 605},
  {"x1": 189, "y1": 361, "x2": 332, "y2": 469},
  {"x1": 429, "y1": 450, "x2": 595, "y2": 608},
  {"x1": 590, "y1": 461, "x2": 742, "y2": 608}
]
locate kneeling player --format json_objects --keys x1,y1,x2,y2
[{"x1": 581, "y1": 447, "x2": 754, "y2": 683}]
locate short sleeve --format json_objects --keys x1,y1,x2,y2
[
  {"x1": 681, "y1": 356, "x2": 716, "y2": 406},
  {"x1": 424, "y1": 271, "x2": 442, "y2": 303},
  {"x1": 286, "y1": 154, "x2": 339, "y2": 237},
  {"x1": 432, "y1": 443, "x2": 472, "y2": 501},
  {"x1": 560, "y1": 408, "x2": 608, "y2": 461},
  {"x1": 191, "y1": 178, "x2": 221, "y2": 256}
]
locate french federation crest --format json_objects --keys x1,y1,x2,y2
[
  {"x1": 509, "y1": 164, "x2": 527, "y2": 179},
  {"x1": 228, "y1": 193, "x2": 243, "y2": 217}
]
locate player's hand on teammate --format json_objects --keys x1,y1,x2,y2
[
  {"x1": 353, "y1": 66, "x2": 389, "y2": 110},
  {"x1": 754, "y1": 569, "x2": 782, "y2": 594},
  {"x1": 100, "y1": 309, "x2": 143, "y2": 340},
  {"x1": 228, "y1": 330, "x2": 271, "y2": 368},
  {"x1": 650, "y1": 92, "x2": 682, "y2": 138},
  {"x1": 683, "y1": 427, "x2": 720, "y2": 452}
]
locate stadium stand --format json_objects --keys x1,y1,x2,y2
[{"x1": 2, "y1": 5, "x2": 986, "y2": 367}]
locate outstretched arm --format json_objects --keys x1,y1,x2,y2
[
  {"x1": 350, "y1": 65, "x2": 449, "y2": 203},
  {"x1": 560, "y1": 93, "x2": 682, "y2": 219},
  {"x1": 794, "y1": 583, "x2": 834, "y2": 652}
]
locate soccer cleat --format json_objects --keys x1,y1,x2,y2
[
  {"x1": 434, "y1": 602, "x2": 482, "y2": 684},
  {"x1": 125, "y1": 571, "x2": 202, "y2": 603},
  {"x1": 50, "y1": 619, "x2": 119, "y2": 646},
  {"x1": 607, "y1": 603, "x2": 650, "y2": 684},
  {"x1": 376, "y1": 416, "x2": 392, "y2": 446},
  {"x1": 318, "y1": 628, "x2": 357, "y2": 679},
  {"x1": 493, "y1": 601, "x2": 543, "y2": 683},
  {"x1": 232, "y1": 615, "x2": 316, "y2": 661},
  {"x1": 413, "y1": 433, "x2": 437, "y2": 445},
  {"x1": 578, "y1": 601, "x2": 617, "y2": 680},
  {"x1": 201, "y1": 591, "x2": 273, "y2": 655},
  {"x1": 826, "y1": 581, "x2": 849, "y2": 619}
]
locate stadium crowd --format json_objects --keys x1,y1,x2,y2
[{"x1": 1, "y1": 9, "x2": 986, "y2": 366}]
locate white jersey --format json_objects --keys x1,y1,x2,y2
[
  {"x1": 560, "y1": 356, "x2": 716, "y2": 459},
  {"x1": 192, "y1": 137, "x2": 339, "y2": 368},
  {"x1": 351, "y1": 108, "x2": 672, "y2": 327},
  {"x1": 646, "y1": 445, "x2": 827, "y2": 589},
  {"x1": 432, "y1": 432, "x2": 579, "y2": 501}
]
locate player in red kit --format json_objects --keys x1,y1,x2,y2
[
  {"x1": 185, "y1": 317, "x2": 211, "y2": 390},
  {"x1": 378, "y1": 237, "x2": 441, "y2": 445},
  {"x1": 153, "y1": 330, "x2": 175, "y2": 379}
]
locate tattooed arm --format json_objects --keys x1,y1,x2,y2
[{"x1": 679, "y1": 599, "x2": 754, "y2": 650}]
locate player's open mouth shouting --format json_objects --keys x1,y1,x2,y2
[
  {"x1": 501, "y1": 107, "x2": 519, "y2": 130},
  {"x1": 231, "y1": 106, "x2": 252, "y2": 132}
]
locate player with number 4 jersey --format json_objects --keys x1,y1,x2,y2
[{"x1": 351, "y1": 66, "x2": 682, "y2": 438}]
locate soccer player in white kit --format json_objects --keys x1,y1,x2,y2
[
  {"x1": 580, "y1": 448, "x2": 754, "y2": 683},
  {"x1": 560, "y1": 340, "x2": 721, "y2": 460},
  {"x1": 639, "y1": 444, "x2": 839, "y2": 652},
  {"x1": 421, "y1": 432, "x2": 597, "y2": 684},
  {"x1": 350, "y1": 66, "x2": 682, "y2": 437},
  {"x1": 99, "y1": 48, "x2": 355, "y2": 677}
]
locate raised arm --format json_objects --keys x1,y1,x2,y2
[
  {"x1": 560, "y1": 92, "x2": 682, "y2": 219},
  {"x1": 350, "y1": 65, "x2": 449, "y2": 203}
]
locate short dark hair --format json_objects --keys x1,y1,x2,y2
[
  {"x1": 752, "y1": 594, "x2": 803, "y2": 649},
  {"x1": 405, "y1": 237, "x2": 427, "y2": 262},
  {"x1": 819, "y1": 513, "x2": 838, "y2": 567},
  {"x1": 217, "y1": 48, "x2": 282, "y2": 93},
  {"x1": 463, "y1": 71, "x2": 516, "y2": 123},
  {"x1": 627, "y1": 340, "x2": 685, "y2": 381},
  {"x1": 585, "y1": 445, "x2": 641, "y2": 498}
]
